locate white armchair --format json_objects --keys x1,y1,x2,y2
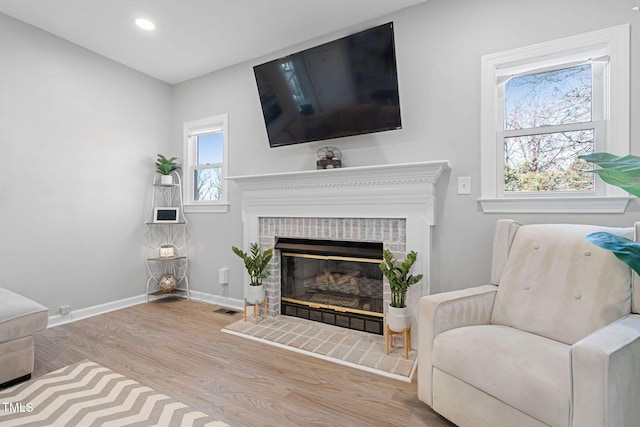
[{"x1": 418, "y1": 220, "x2": 640, "y2": 427}]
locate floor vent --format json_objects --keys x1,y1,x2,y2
[{"x1": 214, "y1": 308, "x2": 239, "y2": 316}]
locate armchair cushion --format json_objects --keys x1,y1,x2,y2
[
  {"x1": 491, "y1": 224, "x2": 633, "y2": 345},
  {"x1": 433, "y1": 324, "x2": 571, "y2": 427}
]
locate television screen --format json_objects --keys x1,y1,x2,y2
[{"x1": 253, "y1": 22, "x2": 402, "y2": 148}]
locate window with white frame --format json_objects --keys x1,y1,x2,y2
[
  {"x1": 183, "y1": 114, "x2": 229, "y2": 213},
  {"x1": 480, "y1": 25, "x2": 629, "y2": 213}
]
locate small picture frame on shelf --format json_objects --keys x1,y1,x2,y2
[{"x1": 153, "y1": 207, "x2": 180, "y2": 223}]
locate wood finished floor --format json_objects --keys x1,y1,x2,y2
[{"x1": 33, "y1": 298, "x2": 455, "y2": 427}]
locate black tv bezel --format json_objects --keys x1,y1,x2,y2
[{"x1": 253, "y1": 22, "x2": 402, "y2": 148}]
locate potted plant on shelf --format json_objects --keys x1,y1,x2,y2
[
  {"x1": 379, "y1": 249, "x2": 423, "y2": 332},
  {"x1": 156, "y1": 154, "x2": 180, "y2": 185},
  {"x1": 232, "y1": 242, "x2": 274, "y2": 304}
]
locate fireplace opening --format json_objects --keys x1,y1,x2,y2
[{"x1": 276, "y1": 237, "x2": 384, "y2": 335}]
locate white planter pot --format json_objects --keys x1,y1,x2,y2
[
  {"x1": 387, "y1": 305, "x2": 411, "y2": 332},
  {"x1": 160, "y1": 174, "x2": 173, "y2": 185},
  {"x1": 246, "y1": 284, "x2": 266, "y2": 304}
]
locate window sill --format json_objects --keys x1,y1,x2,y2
[
  {"x1": 479, "y1": 197, "x2": 632, "y2": 214},
  {"x1": 184, "y1": 203, "x2": 230, "y2": 214}
]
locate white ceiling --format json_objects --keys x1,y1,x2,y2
[{"x1": 0, "y1": 0, "x2": 427, "y2": 85}]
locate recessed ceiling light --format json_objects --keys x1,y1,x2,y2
[{"x1": 135, "y1": 18, "x2": 156, "y2": 31}]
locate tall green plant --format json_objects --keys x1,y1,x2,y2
[
  {"x1": 232, "y1": 242, "x2": 273, "y2": 286},
  {"x1": 379, "y1": 249, "x2": 423, "y2": 308},
  {"x1": 579, "y1": 152, "x2": 640, "y2": 275}
]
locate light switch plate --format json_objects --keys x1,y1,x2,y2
[{"x1": 458, "y1": 176, "x2": 471, "y2": 195}]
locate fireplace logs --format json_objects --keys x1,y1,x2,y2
[{"x1": 312, "y1": 270, "x2": 360, "y2": 293}]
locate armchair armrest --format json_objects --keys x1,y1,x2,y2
[
  {"x1": 571, "y1": 314, "x2": 640, "y2": 427},
  {"x1": 417, "y1": 285, "x2": 498, "y2": 406}
]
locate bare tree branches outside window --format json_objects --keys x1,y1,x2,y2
[
  {"x1": 193, "y1": 132, "x2": 224, "y2": 201},
  {"x1": 503, "y1": 64, "x2": 595, "y2": 192},
  {"x1": 194, "y1": 167, "x2": 222, "y2": 201}
]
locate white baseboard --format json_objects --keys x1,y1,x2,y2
[
  {"x1": 47, "y1": 294, "x2": 146, "y2": 328},
  {"x1": 189, "y1": 291, "x2": 244, "y2": 311},
  {"x1": 47, "y1": 291, "x2": 244, "y2": 327}
]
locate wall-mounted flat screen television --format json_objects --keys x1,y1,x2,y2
[{"x1": 253, "y1": 22, "x2": 402, "y2": 148}]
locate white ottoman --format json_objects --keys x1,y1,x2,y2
[{"x1": 0, "y1": 287, "x2": 48, "y2": 387}]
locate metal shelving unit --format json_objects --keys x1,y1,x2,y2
[{"x1": 145, "y1": 171, "x2": 189, "y2": 301}]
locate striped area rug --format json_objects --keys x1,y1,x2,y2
[{"x1": 0, "y1": 360, "x2": 229, "y2": 427}]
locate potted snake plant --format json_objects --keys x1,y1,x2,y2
[
  {"x1": 379, "y1": 249, "x2": 423, "y2": 332},
  {"x1": 232, "y1": 242, "x2": 273, "y2": 304}
]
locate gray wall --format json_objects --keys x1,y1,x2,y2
[
  {"x1": 171, "y1": 0, "x2": 640, "y2": 302},
  {"x1": 2, "y1": 0, "x2": 638, "y2": 314},
  {"x1": 0, "y1": 13, "x2": 172, "y2": 312}
]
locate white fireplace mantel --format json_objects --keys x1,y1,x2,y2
[
  {"x1": 228, "y1": 160, "x2": 451, "y2": 225},
  {"x1": 228, "y1": 161, "x2": 451, "y2": 309}
]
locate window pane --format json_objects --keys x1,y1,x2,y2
[
  {"x1": 194, "y1": 167, "x2": 222, "y2": 201},
  {"x1": 505, "y1": 64, "x2": 592, "y2": 131},
  {"x1": 197, "y1": 132, "x2": 223, "y2": 165},
  {"x1": 504, "y1": 129, "x2": 594, "y2": 192}
]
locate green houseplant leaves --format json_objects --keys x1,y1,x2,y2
[
  {"x1": 379, "y1": 249, "x2": 423, "y2": 308},
  {"x1": 580, "y1": 152, "x2": 640, "y2": 275},
  {"x1": 585, "y1": 232, "x2": 640, "y2": 276},
  {"x1": 156, "y1": 154, "x2": 180, "y2": 175},
  {"x1": 578, "y1": 153, "x2": 640, "y2": 197},
  {"x1": 232, "y1": 242, "x2": 273, "y2": 286}
]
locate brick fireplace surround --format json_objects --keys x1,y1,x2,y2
[{"x1": 228, "y1": 160, "x2": 450, "y2": 346}]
